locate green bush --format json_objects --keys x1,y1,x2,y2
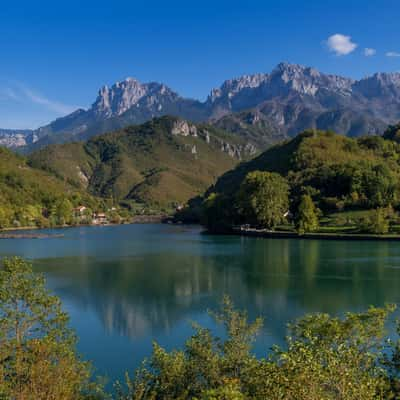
[{"x1": 0, "y1": 257, "x2": 104, "y2": 400}]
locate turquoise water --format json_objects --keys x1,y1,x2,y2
[{"x1": 1, "y1": 223, "x2": 400, "y2": 383}]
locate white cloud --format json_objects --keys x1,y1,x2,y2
[
  {"x1": 364, "y1": 48, "x2": 376, "y2": 57},
  {"x1": 326, "y1": 34, "x2": 357, "y2": 56},
  {"x1": 386, "y1": 51, "x2": 400, "y2": 57}
]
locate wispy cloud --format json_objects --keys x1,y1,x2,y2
[
  {"x1": 364, "y1": 48, "x2": 376, "y2": 57},
  {"x1": 0, "y1": 81, "x2": 77, "y2": 115},
  {"x1": 326, "y1": 34, "x2": 357, "y2": 56},
  {"x1": 386, "y1": 51, "x2": 400, "y2": 57},
  {"x1": 16, "y1": 83, "x2": 76, "y2": 114},
  {"x1": 2, "y1": 88, "x2": 20, "y2": 101}
]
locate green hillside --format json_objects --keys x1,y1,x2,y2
[
  {"x1": 200, "y1": 125, "x2": 400, "y2": 232},
  {"x1": 212, "y1": 129, "x2": 400, "y2": 197},
  {"x1": 0, "y1": 147, "x2": 98, "y2": 228},
  {"x1": 29, "y1": 116, "x2": 249, "y2": 210}
]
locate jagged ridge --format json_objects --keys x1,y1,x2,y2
[{"x1": 5, "y1": 62, "x2": 400, "y2": 150}]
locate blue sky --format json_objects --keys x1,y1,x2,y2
[{"x1": 1, "y1": 0, "x2": 400, "y2": 129}]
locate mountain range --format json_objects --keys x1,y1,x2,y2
[{"x1": 4, "y1": 62, "x2": 400, "y2": 151}]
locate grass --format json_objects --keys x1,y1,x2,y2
[{"x1": 277, "y1": 209, "x2": 400, "y2": 236}]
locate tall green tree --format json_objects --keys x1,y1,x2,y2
[
  {"x1": 358, "y1": 208, "x2": 390, "y2": 234},
  {"x1": 0, "y1": 257, "x2": 103, "y2": 400},
  {"x1": 236, "y1": 171, "x2": 289, "y2": 229},
  {"x1": 51, "y1": 198, "x2": 73, "y2": 226},
  {"x1": 0, "y1": 205, "x2": 11, "y2": 229},
  {"x1": 295, "y1": 194, "x2": 319, "y2": 234},
  {"x1": 202, "y1": 193, "x2": 235, "y2": 232}
]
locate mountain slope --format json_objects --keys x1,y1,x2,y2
[
  {"x1": 7, "y1": 63, "x2": 400, "y2": 151},
  {"x1": 29, "y1": 116, "x2": 252, "y2": 209}
]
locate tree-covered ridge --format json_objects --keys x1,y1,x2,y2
[
  {"x1": 213, "y1": 129, "x2": 400, "y2": 194},
  {"x1": 201, "y1": 127, "x2": 400, "y2": 233},
  {"x1": 0, "y1": 147, "x2": 100, "y2": 228},
  {"x1": 29, "y1": 116, "x2": 250, "y2": 210}
]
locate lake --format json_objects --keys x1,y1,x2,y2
[{"x1": 1, "y1": 223, "x2": 400, "y2": 384}]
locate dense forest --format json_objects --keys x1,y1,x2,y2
[
  {"x1": 198, "y1": 123, "x2": 400, "y2": 235},
  {"x1": 1, "y1": 256, "x2": 400, "y2": 400}
]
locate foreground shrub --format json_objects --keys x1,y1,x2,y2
[
  {"x1": 3, "y1": 257, "x2": 400, "y2": 399},
  {"x1": 0, "y1": 257, "x2": 104, "y2": 400},
  {"x1": 117, "y1": 297, "x2": 396, "y2": 400}
]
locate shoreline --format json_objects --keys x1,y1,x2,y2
[
  {"x1": 4, "y1": 221, "x2": 400, "y2": 242},
  {"x1": 0, "y1": 232, "x2": 65, "y2": 239},
  {"x1": 0, "y1": 214, "x2": 170, "y2": 239},
  {"x1": 226, "y1": 228, "x2": 400, "y2": 241}
]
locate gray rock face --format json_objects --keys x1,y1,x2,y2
[
  {"x1": 0, "y1": 129, "x2": 36, "y2": 148},
  {"x1": 5, "y1": 63, "x2": 400, "y2": 152},
  {"x1": 92, "y1": 79, "x2": 180, "y2": 118},
  {"x1": 171, "y1": 120, "x2": 198, "y2": 137},
  {"x1": 206, "y1": 63, "x2": 354, "y2": 115},
  {"x1": 207, "y1": 63, "x2": 400, "y2": 140}
]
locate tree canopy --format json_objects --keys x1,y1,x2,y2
[
  {"x1": 0, "y1": 257, "x2": 102, "y2": 400},
  {"x1": 236, "y1": 171, "x2": 289, "y2": 229}
]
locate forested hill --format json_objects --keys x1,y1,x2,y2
[
  {"x1": 206, "y1": 123, "x2": 400, "y2": 214},
  {"x1": 28, "y1": 116, "x2": 254, "y2": 209},
  {"x1": 0, "y1": 147, "x2": 98, "y2": 228}
]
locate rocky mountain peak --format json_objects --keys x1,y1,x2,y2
[
  {"x1": 208, "y1": 73, "x2": 269, "y2": 103},
  {"x1": 6, "y1": 62, "x2": 400, "y2": 151},
  {"x1": 207, "y1": 63, "x2": 355, "y2": 109},
  {"x1": 92, "y1": 78, "x2": 179, "y2": 118},
  {"x1": 353, "y1": 72, "x2": 400, "y2": 99},
  {"x1": 272, "y1": 62, "x2": 314, "y2": 76},
  {"x1": 269, "y1": 62, "x2": 354, "y2": 96}
]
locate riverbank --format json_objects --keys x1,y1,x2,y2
[{"x1": 229, "y1": 227, "x2": 400, "y2": 241}]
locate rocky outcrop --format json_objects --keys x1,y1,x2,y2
[{"x1": 171, "y1": 120, "x2": 198, "y2": 137}]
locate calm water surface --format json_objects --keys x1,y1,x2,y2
[{"x1": 1, "y1": 223, "x2": 400, "y2": 382}]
